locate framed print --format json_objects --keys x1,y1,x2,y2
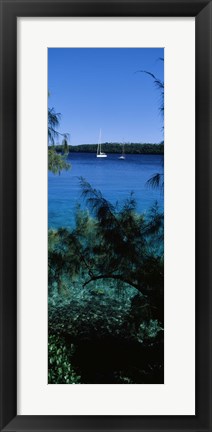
[
  {"x1": 0, "y1": 1, "x2": 211, "y2": 431},
  {"x1": 18, "y1": 18, "x2": 196, "y2": 416}
]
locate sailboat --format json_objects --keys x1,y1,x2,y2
[
  {"x1": 119, "y1": 144, "x2": 125, "y2": 159},
  {"x1": 96, "y1": 129, "x2": 107, "y2": 158}
]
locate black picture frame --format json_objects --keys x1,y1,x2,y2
[{"x1": 0, "y1": 0, "x2": 211, "y2": 431}]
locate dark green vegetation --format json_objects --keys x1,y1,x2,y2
[
  {"x1": 48, "y1": 180, "x2": 164, "y2": 384},
  {"x1": 54, "y1": 142, "x2": 164, "y2": 155},
  {"x1": 48, "y1": 102, "x2": 71, "y2": 174},
  {"x1": 138, "y1": 66, "x2": 164, "y2": 190}
]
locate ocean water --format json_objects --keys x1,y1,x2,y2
[{"x1": 48, "y1": 153, "x2": 164, "y2": 229}]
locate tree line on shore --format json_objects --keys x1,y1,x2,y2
[{"x1": 54, "y1": 142, "x2": 164, "y2": 155}]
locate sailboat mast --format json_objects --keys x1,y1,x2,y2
[
  {"x1": 96, "y1": 128, "x2": 107, "y2": 157},
  {"x1": 97, "y1": 128, "x2": 101, "y2": 155},
  {"x1": 99, "y1": 128, "x2": 101, "y2": 153}
]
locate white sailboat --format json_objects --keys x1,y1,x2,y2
[
  {"x1": 119, "y1": 144, "x2": 126, "y2": 159},
  {"x1": 96, "y1": 129, "x2": 107, "y2": 158}
]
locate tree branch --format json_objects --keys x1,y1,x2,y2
[{"x1": 83, "y1": 273, "x2": 145, "y2": 294}]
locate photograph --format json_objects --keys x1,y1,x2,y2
[{"x1": 48, "y1": 47, "x2": 164, "y2": 384}]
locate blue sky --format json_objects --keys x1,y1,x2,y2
[{"x1": 48, "y1": 48, "x2": 164, "y2": 145}]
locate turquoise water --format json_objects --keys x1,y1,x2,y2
[{"x1": 48, "y1": 153, "x2": 164, "y2": 228}]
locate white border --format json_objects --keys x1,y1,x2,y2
[{"x1": 17, "y1": 18, "x2": 195, "y2": 415}]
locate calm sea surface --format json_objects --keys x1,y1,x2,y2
[{"x1": 48, "y1": 153, "x2": 164, "y2": 228}]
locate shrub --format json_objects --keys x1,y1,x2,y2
[{"x1": 48, "y1": 334, "x2": 81, "y2": 384}]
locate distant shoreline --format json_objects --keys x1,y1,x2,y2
[{"x1": 55, "y1": 143, "x2": 164, "y2": 155}]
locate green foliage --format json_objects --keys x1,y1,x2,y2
[
  {"x1": 48, "y1": 295, "x2": 163, "y2": 383},
  {"x1": 48, "y1": 147, "x2": 70, "y2": 175},
  {"x1": 49, "y1": 180, "x2": 164, "y2": 320},
  {"x1": 48, "y1": 96, "x2": 71, "y2": 174},
  {"x1": 48, "y1": 180, "x2": 164, "y2": 383},
  {"x1": 55, "y1": 142, "x2": 164, "y2": 154},
  {"x1": 137, "y1": 319, "x2": 163, "y2": 343},
  {"x1": 137, "y1": 63, "x2": 164, "y2": 190},
  {"x1": 146, "y1": 172, "x2": 164, "y2": 191},
  {"x1": 136, "y1": 58, "x2": 164, "y2": 120},
  {"x1": 48, "y1": 334, "x2": 81, "y2": 384},
  {"x1": 48, "y1": 107, "x2": 61, "y2": 145}
]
